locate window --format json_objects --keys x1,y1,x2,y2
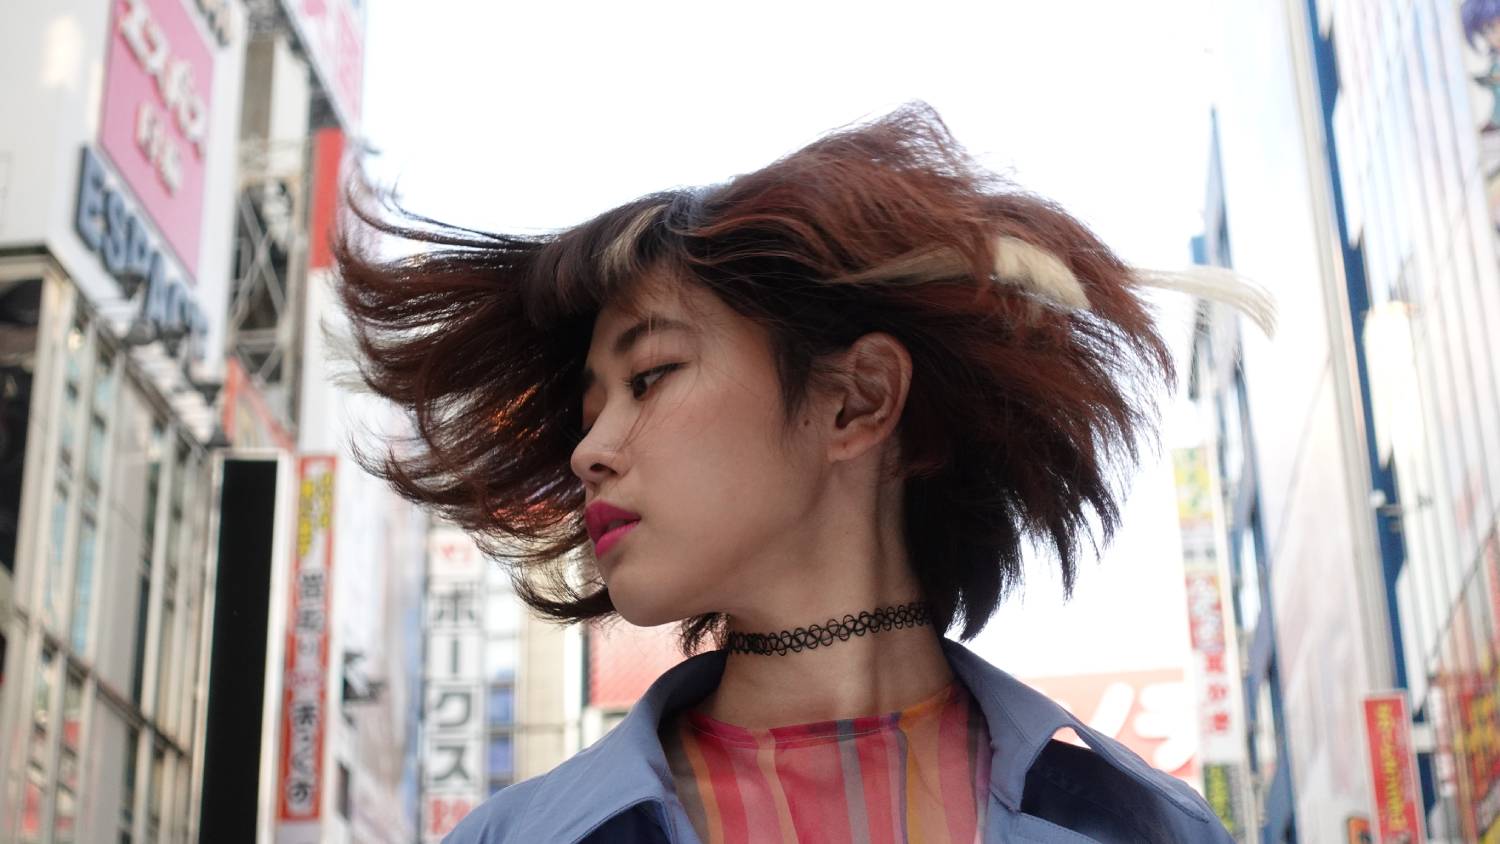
[
  {"x1": 30, "y1": 646, "x2": 55, "y2": 770},
  {"x1": 485, "y1": 637, "x2": 517, "y2": 684},
  {"x1": 487, "y1": 734, "x2": 514, "y2": 780},
  {"x1": 337, "y1": 763, "x2": 351, "y2": 820},
  {"x1": 488, "y1": 684, "x2": 514, "y2": 727},
  {"x1": 54, "y1": 670, "x2": 83, "y2": 844},
  {"x1": 121, "y1": 724, "x2": 139, "y2": 843},
  {"x1": 146, "y1": 742, "x2": 164, "y2": 843},
  {"x1": 70, "y1": 515, "x2": 97, "y2": 653},
  {"x1": 1235, "y1": 526, "x2": 1262, "y2": 634}
]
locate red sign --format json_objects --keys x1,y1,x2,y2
[
  {"x1": 277, "y1": 456, "x2": 337, "y2": 832},
  {"x1": 1363, "y1": 691, "x2": 1425, "y2": 844},
  {"x1": 1024, "y1": 669, "x2": 1198, "y2": 779},
  {"x1": 587, "y1": 624, "x2": 688, "y2": 710}
]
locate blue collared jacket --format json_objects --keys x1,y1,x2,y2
[{"x1": 446, "y1": 639, "x2": 1233, "y2": 843}]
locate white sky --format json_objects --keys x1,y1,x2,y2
[{"x1": 362, "y1": 0, "x2": 1217, "y2": 679}]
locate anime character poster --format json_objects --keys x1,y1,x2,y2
[{"x1": 1461, "y1": 0, "x2": 1500, "y2": 217}]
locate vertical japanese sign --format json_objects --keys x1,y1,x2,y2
[
  {"x1": 1363, "y1": 691, "x2": 1425, "y2": 844},
  {"x1": 1172, "y1": 447, "x2": 1248, "y2": 839},
  {"x1": 276, "y1": 456, "x2": 336, "y2": 842},
  {"x1": 422, "y1": 525, "x2": 486, "y2": 842},
  {"x1": 99, "y1": 0, "x2": 215, "y2": 278}
]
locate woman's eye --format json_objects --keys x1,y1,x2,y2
[{"x1": 626, "y1": 363, "x2": 680, "y2": 400}]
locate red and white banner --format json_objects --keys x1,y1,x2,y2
[
  {"x1": 277, "y1": 455, "x2": 337, "y2": 841},
  {"x1": 1363, "y1": 691, "x2": 1425, "y2": 844}
]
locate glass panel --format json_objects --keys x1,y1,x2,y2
[
  {"x1": 487, "y1": 685, "x2": 514, "y2": 727},
  {"x1": 18, "y1": 768, "x2": 45, "y2": 844},
  {"x1": 485, "y1": 636, "x2": 517, "y2": 683},
  {"x1": 144, "y1": 425, "x2": 164, "y2": 552},
  {"x1": 92, "y1": 350, "x2": 115, "y2": 412},
  {"x1": 44, "y1": 486, "x2": 68, "y2": 626},
  {"x1": 154, "y1": 569, "x2": 175, "y2": 724},
  {"x1": 1235, "y1": 527, "x2": 1262, "y2": 633},
  {"x1": 121, "y1": 725, "x2": 139, "y2": 833},
  {"x1": 85, "y1": 416, "x2": 107, "y2": 488},
  {"x1": 53, "y1": 786, "x2": 76, "y2": 844},
  {"x1": 60, "y1": 670, "x2": 83, "y2": 787},
  {"x1": 148, "y1": 744, "x2": 164, "y2": 836},
  {"x1": 130, "y1": 568, "x2": 150, "y2": 705},
  {"x1": 70, "y1": 515, "x2": 97, "y2": 653},
  {"x1": 487, "y1": 734, "x2": 514, "y2": 779},
  {"x1": 30, "y1": 647, "x2": 54, "y2": 767},
  {"x1": 59, "y1": 382, "x2": 78, "y2": 470}
]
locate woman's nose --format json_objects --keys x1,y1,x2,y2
[{"x1": 570, "y1": 424, "x2": 621, "y2": 487}]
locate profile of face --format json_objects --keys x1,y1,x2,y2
[
  {"x1": 1486, "y1": 19, "x2": 1500, "y2": 52},
  {"x1": 571, "y1": 273, "x2": 836, "y2": 627}
]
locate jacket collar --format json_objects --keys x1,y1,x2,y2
[{"x1": 512, "y1": 638, "x2": 1199, "y2": 843}]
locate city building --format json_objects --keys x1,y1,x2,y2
[
  {"x1": 1186, "y1": 113, "x2": 1298, "y2": 843},
  {"x1": 0, "y1": 0, "x2": 245, "y2": 839},
  {"x1": 1208, "y1": 0, "x2": 1413, "y2": 839},
  {"x1": 1209, "y1": 0, "x2": 1500, "y2": 839},
  {"x1": 0, "y1": 1, "x2": 426, "y2": 842},
  {"x1": 1300, "y1": 0, "x2": 1500, "y2": 838}
]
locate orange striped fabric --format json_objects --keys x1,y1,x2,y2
[{"x1": 660, "y1": 682, "x2": 991, "y2": 844}]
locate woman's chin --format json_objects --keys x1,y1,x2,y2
[{"x1": 609, "y1": 580, "x2": 694, "y2": 628}]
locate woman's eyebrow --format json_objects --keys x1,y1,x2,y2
[
  {"x1": 580, "y1": 314, "x2": 695, "y2": 392},
  {"x1": 611, "y1": 315, "x2": 694, "y2": 355}
]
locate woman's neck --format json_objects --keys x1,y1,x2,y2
[
  {"x1": 697, "y1": 616, "x2": 954, "y2": 728},
  {"x1": 690, "y1": 460, "x2": 956, "y2": 728}
]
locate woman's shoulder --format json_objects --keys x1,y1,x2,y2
[
  {"x1": 1019, "y1": 737, "x2": 1232, "y2": 842},
  {"x1": 440, "y1": 705, "x2": 681, "y2": 844},
  {"x1": 440, "y1": 775, "x2": 548, "y2": 844}
]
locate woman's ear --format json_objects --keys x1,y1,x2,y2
[{"x1": 827, "y1": 332, "x2": 912, "y2": 463}]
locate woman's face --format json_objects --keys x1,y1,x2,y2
[{"x1": 572, "y1": 274, "x2": 830, "y2": 627}]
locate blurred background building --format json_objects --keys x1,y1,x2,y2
[
  {"x1": 0, "y1": 0, "x2": 429, "y2": 842},
  {"x1": 1205, "y1": 0, "x2": 1500, "y2": 840}
]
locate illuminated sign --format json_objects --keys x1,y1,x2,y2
[
  {"x1": 277, "y1": 456, "x2": 338, "y2": 840},
  {"x1": 1363, "y1": 691, "x2": 1425, "y2": 844},
  {"x1": 422, "y1": 526, "x2": 486, "y2": 842}
]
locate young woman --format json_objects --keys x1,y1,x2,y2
[{"x1": 337, "y1": 105, "x2": 1241, "y2": 843}]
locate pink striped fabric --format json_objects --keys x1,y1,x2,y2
[{"x1": 660, "y1": 682, "x2": 991, "y2": 844}]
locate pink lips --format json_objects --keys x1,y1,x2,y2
[{"x1": 585, "y1": 501, "x2": 641, "y2": 559}]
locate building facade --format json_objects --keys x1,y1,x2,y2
[
  {"x1": 0, "y1": 0, "x2": 244, "y2": 839},
  {"x1": 0, "y1": 2, "x2": 426, "y2": 842},
  {"x1": 1303, "y1": 0, "x2": 1500, "y2": 838},
  {"x1": 1188, "y1": 114, "x2": 1301, "y2": 842},
  {"x1": 1210, "y1": 0, "x2": 1412, "y2": 839},
  {"x1": 1212, "y1": 0, "x2": 1500, "y2": 839}
]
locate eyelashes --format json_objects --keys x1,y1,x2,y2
[
  {"x1": 625, "y1": 362, "x2": 682, "y2": 400},
  {"x1": 579, "y1": 362, "x2": 684, "y2": 438}
]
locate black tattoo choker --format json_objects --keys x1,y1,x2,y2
[{"x1": 724, "y1": 601, "x2": 933, "y2": 656}]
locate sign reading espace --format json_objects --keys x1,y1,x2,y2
[{"x1": 75, "y1": 146, "x2": 209, "y2": 362}]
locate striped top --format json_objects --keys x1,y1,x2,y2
[{"x1": 659, "y1": 682, "x2": 991, "y2": 844}]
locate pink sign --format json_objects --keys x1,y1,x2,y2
[
  {"x1": 282, "y1": 0, "x2": 364, "y2": 131},
  {"x1": 99, "y1": 0, "x2": 214, "y2": 279}
]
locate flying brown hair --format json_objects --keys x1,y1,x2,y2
[{"x1": 334, "y1": 103, "x2": 1174, "y2": 651}]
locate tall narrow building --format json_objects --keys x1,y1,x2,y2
[{"x1": 1210, "y1": 0, "x2": 1500, "y2": 839}]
